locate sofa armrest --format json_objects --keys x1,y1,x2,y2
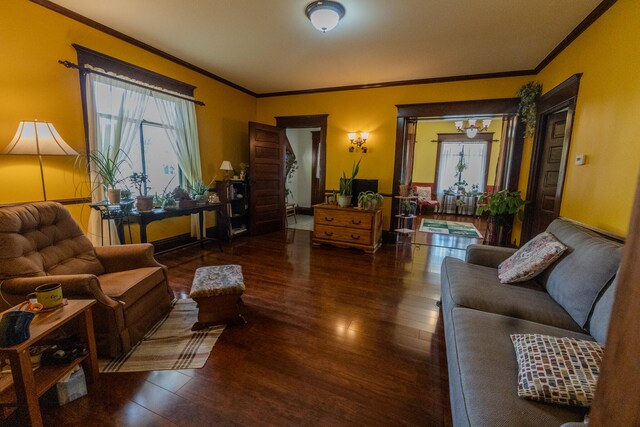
[
  {"x1": 95, "y1": 244, "x2": 166, "y2": 273},
  {"x1": 465, "y1": 244, "x2": 517, "y2": 268},
  {"x1": 0, "y1": 274, "x2": 120, "y2": 310}
]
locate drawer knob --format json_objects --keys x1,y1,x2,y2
[
  {"x1": 325, "y1": 217, "x2": 334, "y2": 222},
  {"x1": 351, "y1": 219, "x2": 361, "y2": 225},
  {"x1": 324, "y1": 231, "x2": 334, "y2": 236},
  {"x1": 351, "y1": 234, "x2": 361, "y2": 240}
]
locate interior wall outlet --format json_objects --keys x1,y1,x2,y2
[{"x1": 575, "y1": 154, "x2": 586, "y2": 165}]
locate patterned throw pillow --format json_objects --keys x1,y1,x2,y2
[
  {"x1": 498, "y1": 232, "x2": 567, "y2": 283},
  {"x1": 416, "y1": 186, "x2": 432, "y2": 202},
  {"x1": 511, "y1": 334, "x2": 603, "y2": 407}
]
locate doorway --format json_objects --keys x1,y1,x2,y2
[
  {"x1": 276, "y1": 115, "x2": 328, "y2": 229},
  {"x1": 521, "y1": 74, "x2": 581, "y2": 243},
  {"x1": 393, "y1": 99, "x2": 526, "y2": 248}
]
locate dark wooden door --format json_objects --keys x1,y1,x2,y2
[
  {"x1": 249, "y1": 122, "x2": 285, "y2": 235},
  {"x1": 529, "y1": 110, "x2": 569, "y2": 236}
]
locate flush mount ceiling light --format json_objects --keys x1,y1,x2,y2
[{"x1": 305, "y1": 1, "x2": 346, "y2": 33}]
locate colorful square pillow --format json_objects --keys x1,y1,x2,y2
[
  {"x1": 511, "y1": 334, "x2": 603, "y2": 407},
  {"x1": 498, "y1": 232, "x2": 567, "y2": 283}
]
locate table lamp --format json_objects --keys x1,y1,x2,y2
[
  {"x1": 220, "y1": 160, "x2": 234, "y2": 180},
  {"x1": 1, "y1": 120, "x2": 79, "y2": 200}
]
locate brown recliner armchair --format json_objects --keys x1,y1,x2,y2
[{"x1": 0, "y1": 202, "x2": 173, "y2": 357}]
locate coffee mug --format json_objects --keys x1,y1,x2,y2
[{"x1": 27, "y1": 283, "x2": 63, "y2": 309}]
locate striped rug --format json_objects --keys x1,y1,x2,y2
[{"x1": 99, "y1": 299, "x2": 225, "y2": 373}]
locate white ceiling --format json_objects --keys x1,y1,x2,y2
[{"x1": 49, "y1": 0, "x2": 601, "y2": 94}]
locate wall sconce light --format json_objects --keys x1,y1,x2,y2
[
  {"x1": 455, "y1": 119, "x2": 491, "y2": 138},
  {"x1": 348, "y1": 132, "x2": 369, "y2": 153}
]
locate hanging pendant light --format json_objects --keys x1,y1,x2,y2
[{"x1": 305, "y1": 1, "x2": 346, "y2": 33}]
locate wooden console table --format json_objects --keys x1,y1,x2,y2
[
  {"x1": 312, "y1": 204, "x2": 382, "y2": 253},
  {"x1": 0, "y1": 300, "x2": 98, "y2": 427}
]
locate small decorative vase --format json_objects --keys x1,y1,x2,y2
[
  {"x1": 337, "y1": 195, "x2": 352, "y2": 208},
  {"x1": 399, "y1": 185, "x2": 409, "y2": 197},
  {"x1": 107, "y1": 189, "x2": 121, "y2": 204},
  {"x1": 195, "y1": 194, "x2": 208, "y2": 205}
]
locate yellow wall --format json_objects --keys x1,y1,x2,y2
[
  {"x1": 0, "y1": 0, "x2": 256, "y2": 240},
  {"x1": 412, "y1": 120, "x2": 503, "y2": 185},
  {"x1": 516, "y1": 0, "x2": 640, "y2": 237},
  {"x1": 257, "y1": 78, "x2": 530, "y2": 226},
  {"x1": 3, "y1": 0, "x2": 637, "y2": 240}
]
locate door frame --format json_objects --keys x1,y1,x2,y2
[
  {"x1": 392, "y1": 98, "x2": 525, "y2": 229},
  {"x1": 275, "y1": 114, "x2": 328, "y2": 212},
  {"x1": 521, "y1": 74, "x2": 582, "y2": 242}
]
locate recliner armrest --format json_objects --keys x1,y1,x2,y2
[
  {"x1": 0, "y1": 274, "x2": 120, "y2": 310},
  {"x1": 95, "y1": 244, "x2": 166, "y2": 273},
  {"x1": 465, "y1": 244, "x2": 517, "y2": 268}
]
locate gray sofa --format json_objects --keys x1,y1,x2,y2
[{"x1": 440, "y1": 218, "x2": 622, "y2": 427}]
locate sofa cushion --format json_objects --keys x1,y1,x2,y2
[
  {"x1": 441, "y1": 257, "x2": 582, "y2": 332},
  {"x1": 445, "y1": 307, "x2": 588, "y2": 427},
  {"x1": 99, "y1": 267, "x2": 165, "y2": 307},
  {"x1": 511, "y1": 334, "x2": 603, "y2": 407},
  {"x1": 543, "y1": 219, "x2": 622, "y2": 328},
  {"x1": 0, "y1": 202, "x2": 104, "y2": 279},
  {"x1": 587, "y1": 272, "x2": 618, "y2": 345},
  {"x1": 498, "y1": 232, "x2": 567, "y2": 283}
]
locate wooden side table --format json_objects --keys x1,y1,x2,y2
[{"x1": 0, "y1": 300, "x2": 98, "y2": 427}]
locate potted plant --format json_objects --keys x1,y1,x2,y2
[
  {"x1": 129, "y1": 172, "x2": 154, "y2": 211},
  {"x1": 357, "y1": 191, "x2": 384, "y2": 211},
  {"x1": 189, "y1": 178, "x2": 215, "y2": 205},
  {"x1": 337, "y1": 158, "x2": 361, "y2": 207},
  {"x1": 85, "y1": 148, "x2": 129, "y2": 204},
  {"x1": 477, "y1": 190, "x2": 526, "y2": 246},
  {"x1": 517, "y1": 81, "x2": 543, "y2": 137},
  {"x1": 172, "y1": 186, "x2": 195, "y2": 209},
  {"x1": 161, "y1": 194, "x2": 177, "y2": 210}
]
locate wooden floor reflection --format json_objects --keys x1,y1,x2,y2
[{"x1": 6, "y1": 229, "x2": 467, "y2": 427}]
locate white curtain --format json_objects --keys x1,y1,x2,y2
[
  {"x1": 436, "y1": 142, "x2": 488, "y2": 197},
  {"x1": 85, "y1": 73, "x2": 149, "y2": 245},
  {"x1": 153, "y1": 93, "x2": 204, "y2": 237}
]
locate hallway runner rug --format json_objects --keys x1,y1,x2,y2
[
  {"x1": 419, "y1": 219, "x2": 483, "y2": 238},
  {"x1": 99, "y1": 299, "x2": 225, "y2": 373}
]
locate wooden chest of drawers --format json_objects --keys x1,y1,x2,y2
[{"x1": 312, "y1": 204, "x2": 382, "y2": 253}]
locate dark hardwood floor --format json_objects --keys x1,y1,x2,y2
[{"x1": 6, "y1": 229, "x2": 470, "y2": 426}]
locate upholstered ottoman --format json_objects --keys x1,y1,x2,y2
[{"x1": 189, "y1": 265, "x2": 246, "y2": 330}]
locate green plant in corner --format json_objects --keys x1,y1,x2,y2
[
  {"x1": 477, "y1": 190, "x2": 526, "y2": 221},
  {"x1": 517, "y1": 81, "x2": 543, "y2": 138}
]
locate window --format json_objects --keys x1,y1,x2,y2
[
  {"x1": 122, "y1": 114, "x2": 182, "y2": 196},
  {"x1": 436, "y1": 141, "x2": 489, "y2": 195}
]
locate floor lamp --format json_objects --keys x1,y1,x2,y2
[{"x1": 1, "y1": 120, "x2": 78, "y2": 200}]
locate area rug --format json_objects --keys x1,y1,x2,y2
[
  {"x1": 99, "y1": 299, "x2": 225, "y2": 373},
  {"x1": 419, "y1": 219, "x2": 483, "y2": 238}
]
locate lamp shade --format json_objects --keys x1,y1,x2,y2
[
  {"x1": 305, "y1": 1, "x2": 346, "y2": 33},
  {"x1": 219, "y1": 160, "x2": 234, "y2": 171},
  {"x1": 2, "y1": 121, "x2": 78, "y2": 156}
]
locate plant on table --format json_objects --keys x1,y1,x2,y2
[
  {"x1": 477, "y1": 190, "x2": 526, "y2": 246},
  {"x1": 357, "y1": 191, "x2": 384, "y2": 211},
  {"x1": 337, "y1": 158, "x2": 361, "y2": 207},
  {"x1": 129, "y1": 172, "x2": 154, "y2": 211},
  {"x1": 82, "y1": 147, "x2": 130, "y2": 204}
]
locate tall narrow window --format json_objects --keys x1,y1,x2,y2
[{"x1": 436, "y1": 141, "x2": 489, "y2": 196}]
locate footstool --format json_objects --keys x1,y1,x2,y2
[{"x1": 189, "y1": 265, "x2": 246, "y2": 330}]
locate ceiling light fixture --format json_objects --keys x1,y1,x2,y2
[
  {"x1": 305, "y1": 1, "x2": 346, "y2": 33},
  {"x1": 455, "y1": 119, "x2": 492, "y2": 138}
]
